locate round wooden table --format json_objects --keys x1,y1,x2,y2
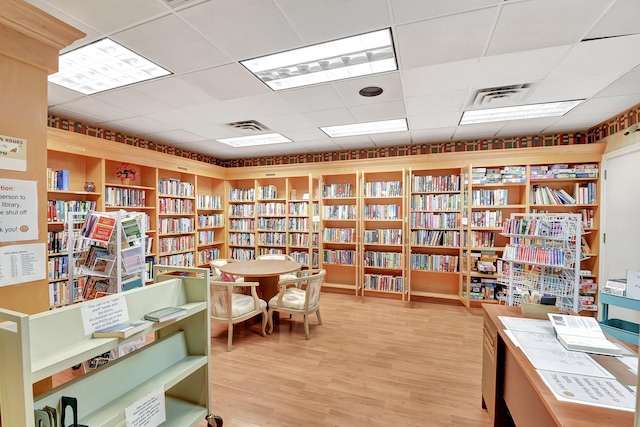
[{"x1": 219, "y1": 259, "x2": 301, "y2": 303}]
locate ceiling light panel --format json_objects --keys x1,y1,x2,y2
[
  {"x1": 48, "y1": 38, "x2": 172, "y2": 95},
  {"x1": 241, "y1": 28, "x2": 397, "y2": 90},
  {"x1": 216, "y1": 133, "x2": 291, "y2": 147},
  {"x1": 460, "y1": 100, "x2": 584, "y2": 125},
  {"x1": 321, "y1": 118, "x2": 408, "y2": 138}
]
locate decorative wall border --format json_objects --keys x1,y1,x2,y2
[{"x1": 48, "y1": 103, "x2": 639, "y2": 168}]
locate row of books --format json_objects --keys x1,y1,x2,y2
[
  {"x1": 471, "y1": 189, "x2": 510, "y2": 206},
  {"x1": 104, "y1": 187, "x2": 146, "y2": 207},
  {"x1": 256, "y1": 202, "x2": 287, "y2": 215},
  {"x1": 363, "y1": 180, "x2": 403, "y2": 197},
  {"x1": 158, "y1": 251, "x2": 195, "y2": 266},
  {"x1": 158, "y1": 198, "x2": 194, "y2": 214},
  {"x1": 469, "y1": 210, "x2": 503, "y2": 228},
  {"x1": 289, "y1": 250, "x2": 319, "y2": 267},
  {"x1": 257, "y1": 218, "x2": 286, "y2": 230},
  {"x1": 47, "y1": 200, "x2": 96, "y2": 222},
  {"x1": 228, "y1": 188, "x2": 255, "y2": 202},
  {"x1": 230, "y1": 247, "x2": 254, "y2": 261},
  {"x1": 322, "y1": 205, "x2": 357, "y2": 220},
  {"x1": 49, "y1": 277, "x2": 85, "y2": 307},
  {"x1": 323, "y1": 228, "x2": 356, "y2": 243},
  {"x1": 364, "y1": 228, "x2": 402, "y2": 245},
  {"x1": 503, "y1": 244, "x2": 566, "y2": 266},
  {"x1": 198, "y1": 213, "x2": 225, "y2": 228},
  {"x1": 363, "y1": 251, "x2": 403, "y2": 269},
  {"x1": 288, "y1": 217, "x2": 311, "y2": 231},
  {"x1": 363, "y1": 204, "x2": 400, "y2": 220},
  {"x1": 530, "y1": 185, "x2": 577, "y2": 205},
  {"x1": 322, "y1": 249, "x2": 355, "y2": 265},
  {"x1": 229, "y1": 218, "x2": 254, "y2": 231},
  {"x1": 466, "y1": 278, "x2": 499, "y2": 300},
  {"x1": 46, "y1": 168, "x2": 70, "y2": 191},
  {"x1": 410, "y1": 211, "x2": 460, "y2": 228},
  {"x1": 502, "y1": 217, "x2": 552, "y2": 237},
  {"x1": 530, "y1": 163, "x2": 599, "y2": 179},
  {"x1": 257, "y1": 232, "x2": 287, "y2": 246},
  {"x1": 159, "y1": 217, "x2": 195, "y2": 234},
  {"x1": 257, "y1": 184, "x2": 278, "y2": 199},
  {"x1": 471, "y1": 166, "x2": 526, "y2": 184},
  {"x1": 410, "y1": 193, "x2": 461, "y2": 211},
  {"x1": 197, "y1": 247, "x2": 220, "y2": 265},
  {"x1": 467, "y1": 230, "x2": 496, "y2": 247},
  {"x1": 322, "y1": 183, "x2": 353, "y2": 198},
  {"x1": 47, "y1": 229, "x2": 89, "y2": 254},
  {"x1": 411, "y1": 174, "x2": 460, "y2": 192},
  {"x1": 410, "y1": 253, "x2": 459, "y2": 272},
  {"x1": 47, "y1": 256, "x2": 69, "y2": 280},
  {"x1": 410, "y1": 230, "x2": 461, "y2": 247},
  {"x1": 363, "y1": 274, "x2": 403, "y2": 292},
  {"x1": 158, "y1": 236, "x2": 195, "y2": 253},
  {"x1": 228, "y1": 204, "x2": 254, "y2": 217},
  {"x1": 289, "y1": 201, "x2": 314, "y2": 216},
  {"x1": 288, "y1": 233, "x2": 317, "y2": 247},
  {"x1": 158, "y1": 178, "x2": 194, "y2": 197},
  {"x1": 229, "y1": 232, "x2": 255, "y2": 246},
  {"x1": 197, "y1": 230, "x2": 216, "y2": 245},
  {"x1": 197, "y1": 195, "x2": 221, "y2": 209}
]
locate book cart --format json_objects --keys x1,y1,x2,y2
[{"x1": 498, "y1": 213, "x2": 582, "y2": 313}]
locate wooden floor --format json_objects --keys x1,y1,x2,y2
[{"x1": 202, "y1": 292, "x2": 492, "y2": 427}]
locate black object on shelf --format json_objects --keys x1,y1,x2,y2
[{"x1": 61, "y1": 396, "x2": 88, "y2": 427}]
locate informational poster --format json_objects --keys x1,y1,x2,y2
[
  {"x1": 125, "y1": 388, "x2": 166, "y2": 427},
  {"x1": 80, "y1": 296, "x2": 129, "y2": 335},
  {"x1": 0, "y1": 178, "x2": 38, "y2": 242},
  {"x1": 0, "y1": 134, "x2": 26, "y2": 171},
  {"x1": 0, "y1": 243, "x2": 46, "y2": 287}
]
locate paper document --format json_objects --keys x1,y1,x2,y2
[
  {"x1": 519, "y1": 346, "x2": 614, "y2": 378},
  {"x1": 537, "y1": 370, "x2": 636, "y2": 412},
  {"x1": 498, "y1": 316, "x2": 555, "y2": 334}
]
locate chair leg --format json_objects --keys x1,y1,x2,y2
[
  {"x1": 227, "y1": 323, "x2": 233, "y2": 352},
  {"x1": 260, "y1": 309, "x2": 267, "y2": 336},
  {"x1": 267, "y1": 309, "x2": 274, "y2": 335},
  {"x1": 316, "y1": 309, "x2": 322, "y2": 325},
  {"x1": 304, "y1": 314, "x2": 310, "y2": 340}
]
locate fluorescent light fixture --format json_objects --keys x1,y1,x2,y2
[
  {"x1": 320, "y1": 118, "x2": 408, "y2": 138},
  {"x1": 216, "y1": 133, "x2": 291, "y2": 147},
  {"x1": 460, "y1": 100, "x2": 584, "y2": 125},
  {"x1": 48, "y1": 38, "x2": 171, "y2": 95},
  {"x1": 241, "y1": 28, "x2": 397, "y2": 90}
]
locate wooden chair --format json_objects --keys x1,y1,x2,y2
[
  {"x1": 210, "y1": 258, "x2": 243, "y2": 282},
  {"x1": 255, "y1": 253, "x2": 298, "y2": 281},
  {"x1": 210, "y1": 280, "x2": 267, "y2": 351},
  {"x1": 267, "y1": 269, "x2": 326, "y2": 340}
]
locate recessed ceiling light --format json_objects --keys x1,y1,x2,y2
[
  {"x1": 216, "y1": 133, "x2": 291, "y2": 147},
  {"x1": 48, "y1": 38, "x2": 171, "y2": 95},
  {"x1": 320, "y1": 118, "x2": 408, "y2": 138},
  {"x1": 241, "y1": 28, "x2": 397, "y2": 91},
  {"x1": 460, "y1": 100, "x2": 584, "y2": 125},
  {"x1": 359, "y1": 86, "x2": 384, "y2": 97}
]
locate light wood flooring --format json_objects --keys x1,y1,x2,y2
[{"x1": 202, "y1": 292, "x2": 492, "y2": 427}]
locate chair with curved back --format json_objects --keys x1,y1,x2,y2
[
  {"x1": 209, "y1": 279, "x2": 267, "y2": 351},
  {"x1": 267, "y1": 269, "x2": 326, "y2": 340},
  {"x1": 255, "y1": 253, "x2": 298, "y2": 281},
  {"x1": 210, "y1": 258, "x2": 243, "y2": 282}
]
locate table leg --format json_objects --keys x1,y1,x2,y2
[{"x1": 256, "y1": 275, "x2": 280, "y2": 325}]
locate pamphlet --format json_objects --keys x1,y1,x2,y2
[{"x1": 547, "y1": 313, "x2": 623, "y2": 356}]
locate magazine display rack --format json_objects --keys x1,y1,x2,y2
[
  {"x1": 0, "y1": 266, "x2": 215, "y2": 426},
  {"x1": 498, "y1": 213, "x2": 582, "y2": 313}
]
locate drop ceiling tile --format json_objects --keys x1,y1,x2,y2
[
  {"x1": 595, "y1": 70, "x2": 640, "y2": 98},
  {"x1": 584, "y1": 0, "x2": 640, "y2": 40},
  {"x1": 408, "y1": 111, "x2": 461, "y2": 129},
  {"x1": 395, "y1": 8, "x2": 497, "y2": 69},
  {"x1": 183, "y1": 123, "x2": 238, "y2": 140},
  {"x1": 280, "y1": 127, "x2": 327, "y2": 142},
  {"x1": 178, "y1": 0, "x2": 302, "y2": 60},
  {"x1": 183, "y1": 63, "x2": 270, "y2": 100},
  {"x1": 48, "y1": 105, "x2": 104, "y2": 124},
  {"x1": 453, "y1": 122, "x2": 504, "y2": 140},
  {"x1": 101, "y1": 116, "x2": 176, "y2": 135},
  {"x1": 527, "y1": 71, "x2": 625, "y2": 104},
  {"x1": 142, "y1": 129, "x2": 207, "y2": 144},
  {"x1": 146, "y1": 108, "x2": 209, "y2": 129},
  {"x1": 545, "y1": 114, "x2": 612, "y2": 132},
  {"x1": 390, "y1": 0, "x2": 498, "y2": 25},
  {"x1": 410, "y1": 127, "x2": 456, "y2": 144},
  {"x1": 47, "y1": 83, "x2": 86, "y2": 106},
  {"x1": 486, "y1": 0, "x2": 611, "y2": 56},
  {"x1": 275, "y1": 0, "x2": 390, "y2": 43},
  {"x1": 182, "y1": 101, "x2": 250, "y2": 125},
  {"x1": 302, "y1": 108, "x2": 357, "y2": 127},
  {"x1": 331, "y1": 135, "x2": 375, "y2": 149},
  {"x1": 133, "y1": 77, "x2": 216, "y2": 108},
  {"x1": 259, "y1": 113, "x2": 316, "y2": 132},
  {"x1": 51, "y1": 98, "x2": 136, "y2": 122},
  {"x1": 93, "y1": 89, "x2": 174, "y2": 115},
  {"x1": 278, "y1": 85, "x2": 347, "y2": 113},
  {"x1": 569, "y1": 95, "x2": 640, "y2": 120},
  {"x1": 112, "y1": 14, "x2": 231, "y2": 74},
  {"x1": 350, "y1": 100, "x2": 407, "y2": 122},
  {"x1": 473, "y1": 45, "x2": 571, "y2": 90},
  {"x1": 406, "y1": 91, "x2": 467, "y2": 116},
  {"x1": 225, "y1": 93, "x2": 298, "y2": 118},
  {"x1": 295, "y1": 139, "x2": 344, "y2": 154},
  {"x1": 368, "y1": 132, "x2": 411, "y2": 146},
  {"x1": 401, "y1": 59, "x2": 478, "y2": 97},
  {"x1": 496, "y1": 117, "x2": 560, "y2": 137}
]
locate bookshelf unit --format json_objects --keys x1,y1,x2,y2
[
  {"x1": 460, "y1": 165, "x2": 528, "y2": 307},
  {"x1": 195, "y1": 176, "x2": 226, "y2": 267},
  {"x1": 320, "y1": 172, "x2": 361, "y2": 294},
  {"x1": 46, "y1": 150, "x2": 103, "y2": 309},
  {"x1": 157, "y1": 170, "x2": 197, "y2": 267},
  {"x1": 226, "y1": 178, "x2": 257, "y2": 261},
  {"x1": 408, "y1": 168, "x2": 463, "y2": 302},
  {"x1": 255, "y1": 177, "x2": 288, "y2": 257},
  {"x1": 361, "y1": 170, "x2": 407, "y2": 300},
  {"x1": 0, "y1": 267, "x2": 212, "y2": 427},
  {"x1": 286, "y1": 175, "x2": 321, "y2": 268},
  {"x1": 528, "y1": 162, "x2": 600, "y2": 312}
]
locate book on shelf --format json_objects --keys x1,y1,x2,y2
[
  {"x1": 92, "y1": 320, "x2": 152, "y2": 339},
  {"x1": 121, "y1": 275, "x2": 144, "y2": 291},
  {"x1": 144, "y1": 306, "x2": 188, "y2": 322},
  {"x1": 84, "y1": 245, "x2": 114, "y2": 273},
  {"x1": 121, "y1": 216, "x2": 142, "y2": 243},
  {"x1": 121, "y1": 245, "x2": 145, "y2": 274},
  {"x1": 83, "y1": 276, "x2": 111, "y2": 300},
  {"x1": 547, "y1": 313, "x2": 623, "y2": 356},
  {"x1": 82, "y1": 213, "x2": 116, "y2": 242}
]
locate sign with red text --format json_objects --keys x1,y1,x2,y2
[
  {"x1": 0, "y1": 135, "x2": 26, "y2": 171},
  {"x1": 0, "y1": 178, "x2": 38, "y2": 242}
]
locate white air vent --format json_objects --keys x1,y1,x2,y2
[
  {"x1": 471, "y1": 84, "x2": 534, "y2": 107},
  {"x1": 226, "y1": 120, "x2": 272, "y2": 134}
]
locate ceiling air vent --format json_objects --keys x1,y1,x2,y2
[
  {"x1": 225, "y1": 120, "x2": 272, "y2": 134},
  {"x1": 471, "y1": 84, "x2": 534, "y2": 107}
]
